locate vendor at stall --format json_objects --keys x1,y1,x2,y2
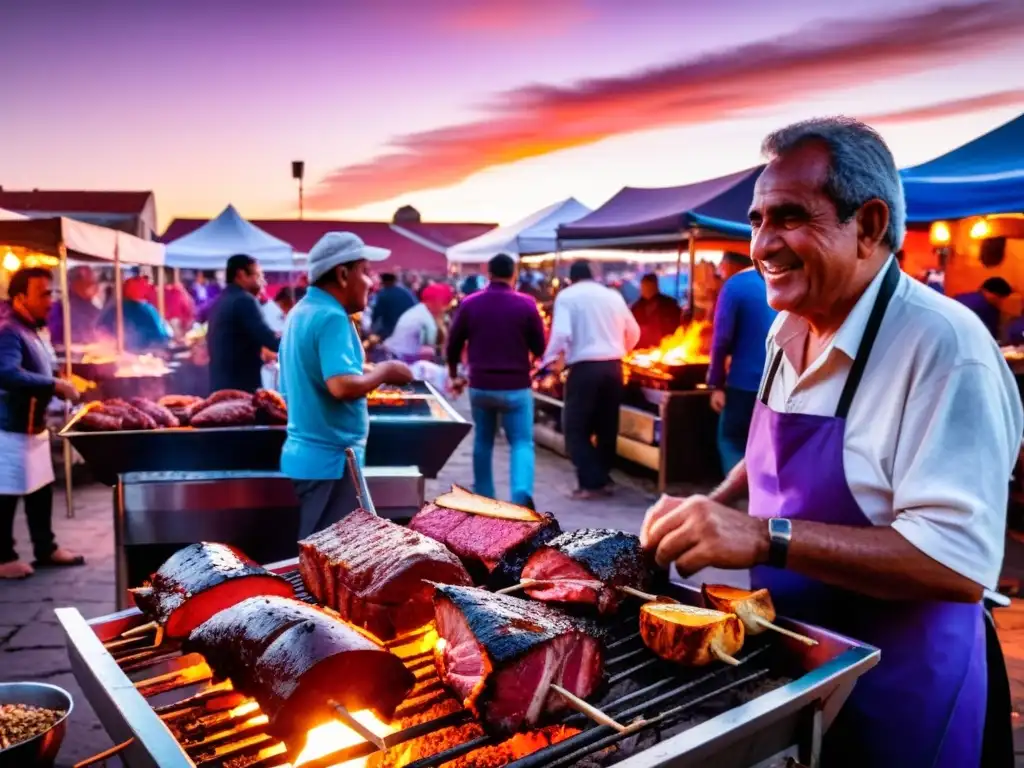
[
  {"x1": 280, "y1": 232, "x2": 413, "y2": 538},
  {"x1": 0, "y1": 267, "x2": 84, "y2": 580},
  {"x1": 48, "y1": 266, "x2": 102, "y2": 347},
  {"x1": 954, "y1": 276, "x2": 1012, "y2": 339},
  {"x1": 383, "y1": 283, "x2": 452, "y2": 363},
  {"x1": 631, "y1": 273, "x2": 681, "y2": 348},
  {"x1": 206, "y1": 254, "x2": 280, "y2": 392},
  {"x1": 98, "y1": 276, "x2": 172, "y2": 353},
  {"x1": 641, "y1": 117, "x2": 1022, "y2": 767}
]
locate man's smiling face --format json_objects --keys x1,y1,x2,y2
[{"x1": 748, "y1": 141, "x2": 862, "y2": 318}]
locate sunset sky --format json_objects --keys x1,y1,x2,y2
[{"x1": 2, "y1": 0, "x2": 1024, "y2": 231}]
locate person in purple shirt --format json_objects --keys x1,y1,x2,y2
[
  {"x1": 707, "y1": 252, "x2": 777, "y2": 473},
  {"x1": 447, "y1": 254, "x2": 546, "y2": 508},
  {"x1": 954, "y1": 277, "x2": 1011, "y2": 340}
]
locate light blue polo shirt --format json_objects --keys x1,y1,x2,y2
[{"x1": 279, "y1": 287, "x2": 367, "y2": 480}]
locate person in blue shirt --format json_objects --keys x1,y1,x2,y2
[
  {"x1": 97, "y1": 276, "x2": 172, "y2": 353},
  {"x1": 280, "y1": 232, "x2": 413, "y2": 538},
  {"x1": 369, "y1": 273, "x2": 417, "y2": 341},
  {"x1": 707, "y1": 252, "x2": 777, "y2": 473}
]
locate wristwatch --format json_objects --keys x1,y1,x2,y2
[{"x1": 767, "y1": 518, "x2": 792, "y2": 569}]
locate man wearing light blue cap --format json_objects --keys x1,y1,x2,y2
[{"x1": 280, "y1": 232, "x2": 413, "y2": 537}]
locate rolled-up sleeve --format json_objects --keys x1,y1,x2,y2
[{"x1": 891, "y1": 360, "x2": 1023, "y2": 589}]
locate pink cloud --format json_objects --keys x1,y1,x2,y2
[
  {"x1": 862, "y1": 89, "x2": 1024, "y2": 124},
  {"x1": 308, "y1": 0, "x2": 1024, "y2": 212}
]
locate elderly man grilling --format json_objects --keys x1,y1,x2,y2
[{"x1": 641, "y1": 117, "x2": 1022, "y2": 767}]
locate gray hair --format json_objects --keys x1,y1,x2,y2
[{"x1": 761, "y1": 117, "x2": 906, "y2": 251}]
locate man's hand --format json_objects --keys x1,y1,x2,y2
[
  {"x1": 450, "y1": 376, "x2": 468, "y2": 396},
  {"x1": 53, "y1": 378, "x2": 80, "y2": 404},
  {"x1": 377, "y1": 360, "x2": 414, "y2": 386},
  {"x1": 640, "y1": 494, "x2": 768, "y2": 574},
  {"x1": 261, "y1": 347, "x2": 279, "y2": 364},
  {"x1": 709, "y1": 390, "x2": 726, "y2": 413}
]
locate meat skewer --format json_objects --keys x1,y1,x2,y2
[
  {"x1": 433, "y1": 584, "x2": 604, "y2": 735},
  {"x1": 130, "y1": 542, "x2": 295, "y2": 638},
  {"x1": 639, "y1": 603, "x2": 744, "y2": 666},
  {"x1": 701, "y1": 584, "x2": 818, "y2": 646},
  {"x1": 519, "y1": 529, "x2": 651, "y2": 615}
]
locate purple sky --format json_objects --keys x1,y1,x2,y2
[{"x1": 2, "y1": 0, "x2": 1023, "y2": 230}]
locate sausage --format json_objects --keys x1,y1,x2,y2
[
  {"x1": 187, "y1": 390, "x2": 252, "y2": 421},
  {"x1": 130, "y1": 398, "x2": 180, "y2": 428},
  {"x1": 159, "y1": 395, "x2": 202, "y2": 410},
  {"x1": 190, "y1": 400, "x2": 257, "y2": 428},
  {"x1": 253, "y1": 389, "x2": 288, "y2": 425},
  {"x1": 99, "y1": 401, "x2": 158, "y2": 431},
  {"x1": 78, "y1": 410, "x2": 123, "y2": 432}
]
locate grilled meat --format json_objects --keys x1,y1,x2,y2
[
  {"x1": 189, "y1": 399, "x2": 257, "y2": 428},
  {"x1": 158, "y1": 394, "x2": 202, "y2": 425},
  {"x1": 639, "y1": 603, "x2": 744, "y2": 666},
  {"x1": 98, "y1": 399, "x2": 158, "y2": 430},
  {"x1": 129, "y1": 397, "x2": 180, "y2": 428},
  {"x1": 188, "y1": 596, "x2": 415, "y2": 739},
  {"x1": 133, "y1": 543, "x2": 295, "y2": 638},
  {"x1": 299, "y1": 509, "x2": 471, "y2": 641},
  {"x1": 433, "y1": 585, "x2": 603, "y2": 735},
  {"x1": 701, "y1": 584, "x2": 775, "y2": 636},
  {"x1": 253, "y1": 388, "x2": 288, "y2": 425},
  {"x1": 522, "y1": 529, "x2": 650, "y2": 615},
  {"x1": 77, "y1": 409, "x2": 122, "y2": 431},
  {"x1": 410, "y1": 489, "x2": 560, "y2": 587}
]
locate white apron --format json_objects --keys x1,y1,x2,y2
[{"x1": 0, "y1": 429, "x2": 54, "y2": 496}]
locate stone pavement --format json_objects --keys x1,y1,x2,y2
[{"x1": 3, "y1": 407, "x2": 1024, "y2": 765}]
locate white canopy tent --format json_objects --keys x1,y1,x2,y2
[
  {"x1": 0, "y1": 207, "x2": 28, "y2": 221},
  {"x1": 446, "y1": 198, "x2": 591, "y2": 264},
  {"x1": 164, "y1": 204, "x2": 295, "y2": 271}
]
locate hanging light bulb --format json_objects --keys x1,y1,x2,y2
[
  {"x1": 2, "y1": 250, "x2": 20, "y2": 272},
  {"x1": 929, "y1": 221, "x2": 951, "y2": 246},
  {"x1": 969, "y1": 218, "x2": 991, "y2": 240}
]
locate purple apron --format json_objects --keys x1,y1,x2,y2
[{"x1": 747, "y1": 260, "x2": 986, "y2": 767}]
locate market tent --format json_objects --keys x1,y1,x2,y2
[
  {"x1": 557, "y1": 167, "x2": 761, "y2": 249},
  {"x1": 163, "y1": 204, "x2": 295, "y2": 270},
  {"x1": 901, "y1": 113, "x2": 1024, "y2": 222},
  {"x1": 0, "y1": 208, "x2": 27, "y2": 221},
  {"x1": 0, "y1": 216, "x2": 164, "y2": 265},
  {"x1": 446, "y1": 198, "x2": 592, "y2": 264}
]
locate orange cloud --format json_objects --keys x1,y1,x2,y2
[
  {"x1": 308, "y1": 0, "x2": 1024, "y2": 212},
  {"x1": 862, "y1": 90, "x2": 1024, "y2": 124},
  {"x1": 443, "y1": 0, "x2": 591, "y2": 33}
]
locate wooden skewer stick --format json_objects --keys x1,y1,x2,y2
[
  {"x1": 549, "y1": 684, "x2": 631, "y2": 733},
  {"x1": 752, "y1": 616, "x2": 818, "y2": 646},
  {"x1": 329, "y1": 700, "x2": 387, "y2": 751},
  {"x1": 495, "y1": 578, "x2": 552, "y2": 595},
  {"x1": 711, "y1": 646, "x2": 741, "y2": 666},
  {"x1": 121, "y1": 619, "x2": 158, "y2": 637},
  {"x1": 73, "y1": 738, "x2": 134, "y2": 768},
  {"x1": 617, "y1": 586, "x2": 678, "y2": 603}
]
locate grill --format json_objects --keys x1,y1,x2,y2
[
  {"x1": 57, "y1": 562, "x2": 878, "y2": 768},
  {"x1": 623, "y1": 361, "x2": 709, "y2": 395},
  {"x1": 58, "y1": 380, "x2": 470, "y2": 484}
]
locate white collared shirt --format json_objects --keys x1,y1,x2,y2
[
  {"x1": 542, "y1": 280, "x2": 641, "y2": 366},
  {"x1": 763, "y1": 257, "x2": 1023, "y2": 589}
]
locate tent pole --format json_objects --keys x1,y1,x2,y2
[
  {"x1": 687, "y1": 232, "x2": 697, "y2": 320},
  {"x1": 114, "y1": 243, "x2": 125, "y2": 355},
  {"x1": 58, "y1": 244, "x2": 75, "y2": 519},
  {"x1": 156, "y1": 266, "x2": 166, "y2": 320},
  {"x1": 675, "y1": 232, "x2": 684, "y2": 306}
]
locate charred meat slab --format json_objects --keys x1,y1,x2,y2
[
  {"x1": 299, "y1": 509, "x2": 472, "y2": 641},
  {"x1": 522, "y1": 529, "x2": 651, "y2": 615},
  {"x1": 433, "y1": 585, "x2": 604, "y2": 735},
  {"x1": 409, "y1": 489, "x2": 560, "y2": 587},
  {"x1": 132, "y1": 543, "x2": 295, "y2": 638},
  {"x1": 188, "y1": 596, "x2": 415, "y2": 739}
]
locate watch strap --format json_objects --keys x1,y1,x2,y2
[{"x1": 768, "y1": 518, "x2": 791, "y2": 569}]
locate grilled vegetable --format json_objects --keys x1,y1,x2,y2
[
  {"x1": 639, "y1": 603, "x2": 744, "y2": 666},
  {"x1": 701, "y1": 584, "x2": 775, "y2": 635}
]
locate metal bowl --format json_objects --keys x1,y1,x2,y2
[{"x1": 0, "y1": 682, "x2": 73, "y2": 768}]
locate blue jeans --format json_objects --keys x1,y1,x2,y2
[
  {"x1": 469, "y1": 388, "x2": 535, "y2": 505},
  {"x1": 717, "y1": 386, "x2": 757, "y2": 474}
]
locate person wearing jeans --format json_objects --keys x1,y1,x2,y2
[{"x1": 448, "y1": 254, "x2": 546, "y2": 508}]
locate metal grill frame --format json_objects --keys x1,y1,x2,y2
[{"x1": 57, "y1": 557, "x2": 878, "y2": 768}]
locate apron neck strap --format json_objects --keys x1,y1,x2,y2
[
  {"x1": 835, "y1": 258, "x2": 900, "y2": 419},
  {"x1": 758, "y1": 258, "x2": 901, "y2": 413}
]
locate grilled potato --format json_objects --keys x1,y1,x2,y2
[
  {"x1": 701, "y1": 584, "x2": 775, "y2": 636},
  {"x1": 639, "y1": 603, "x2": 744, "y2": 666}
]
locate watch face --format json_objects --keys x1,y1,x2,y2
[{"x1": 769, "y1": 518, "x2": 791, "y2": 538}]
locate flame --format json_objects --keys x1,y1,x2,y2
[
  {"x1": 294, "y1": 710, "x2": 395, "y2": 768},
  {"x1": 229, "y1": 701, "x2": 261, "y2": 718},
  {"x1": 625, "y1": 321, "x2": 711, "y2": 372}
]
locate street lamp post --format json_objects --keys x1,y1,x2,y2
[{"x1": 292, "y1": 161, "x2": 305, "y2": 220}]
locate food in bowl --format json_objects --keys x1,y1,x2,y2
[{"x1": 0, "y1": 703, "x2": 67, "y2": 750}]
